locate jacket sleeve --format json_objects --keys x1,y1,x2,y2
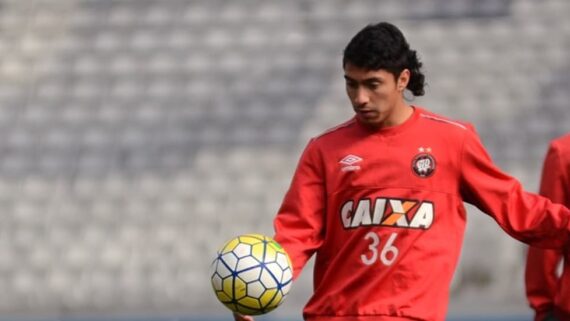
[
  {"x1": 273, "y1": 139, "x2": 325, "y2": 280},
  {"x1": 525, "y1": 142, "x2": 568, "y2": 318},
  {"x1": 459, "y1": 130, "x2": 570, "y2": 249}
]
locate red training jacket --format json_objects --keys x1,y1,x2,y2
[
  {"x1": 525, "y1": 133, "x2": 570, "y2": 321},
  {"x1": 274, "y1": 107, "x2": 570, "y2": 321}
]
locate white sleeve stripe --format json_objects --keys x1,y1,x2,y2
[{"x1": 420, "y1": 114, "x2": 467, "y2": 130}]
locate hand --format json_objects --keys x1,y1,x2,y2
[{"x1": 233, "y1": 312, "x2": 254, "y2": 321}]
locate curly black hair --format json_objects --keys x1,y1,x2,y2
[{"x1": 343, "y1": 22, "x2": 425, "y2": 96}]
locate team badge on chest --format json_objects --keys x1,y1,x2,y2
[{"x1": 412, "y1": 147, "x2": 436, "y2": 178}]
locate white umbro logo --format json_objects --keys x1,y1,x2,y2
[
  {"x1": 340, "y1": 155, "x2": 362, "y2": 165},
  {"x1": 340, "y1": 154, "x2": 362, "y2": 172}
]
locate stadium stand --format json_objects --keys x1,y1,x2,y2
[{"x1": 0, "y1": 0, "x2": 568, "y2": 319}]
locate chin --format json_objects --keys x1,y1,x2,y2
[{"x1": 358, "y1": 117, "x2": 382, "y2": 128}]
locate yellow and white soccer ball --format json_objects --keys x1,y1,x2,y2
[{"x1": 210, "y1": 233, "x2": 294, "y2": 315}]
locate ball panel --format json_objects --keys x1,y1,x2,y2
[
  {"x1": 216, "y1": 290, "x2": 232, "y2": 303},
  {"x1": 281, "y1": 280, "x2": 292, "y2": 296},
  {"x1": 239, "y1": 234, "x2": 265, "y2": 245},
  {"x1": 268, "y1": 239, "x2": 285, "y2": 251},
  {"x1": 238, "y1": 266, "x2": 261, "y2": 283},
  {"x1": 220, "y1": 238, "x2": 240, "y2": 254},
  {"x1": 236, "y1": 304, "x2": 263, "y2": 316},
  {"x1": 233, "y1": 277, "x2": 247, "y2": 299},
  {"x1": 223, "y1": 302, "x2": 238, "y2": 313},
  {"x1": 211, "y1": 273, "x2": 223, "y2": 291},
  {"x1": 266, "y1": 290, "x2": 283, "y2": 310},
  {"x1": 214, "y1": 258, "x2": 233, "y2": 278},
  {"x1": 251, "y1": 242, "x2": 267, "y2": 261},
  {"x1": 265, "y1": 262, "x2": 284, "y2": 281},
  {"x1": 246, "y1": 280, "x2": 265, "y2": 299},
  {"x1": 221, "y1": 276, "x2": 234, "y2": 298},
  {"x1": 276, "y1": 252, "x2": 289, "y2": 269},
  {"x1": 262, "y1": 244, "x2": 277, "y2": 263},
  {"x1": 238, "y1": 296, "x2": 261, "y2": 310},
  {"x1": 259, "y1": 288, "x2": 278, "y2": 307},
  {"x1": 236, "y1": 256, "x2": 260, "y2": 272},
  {"x1": 259, "y1": 268, "x2": 277, "y2": 288},
  {"x1": 220, "y1": 252, "x2": 239, "y2": 271},
  {"x1": 282, "y1": 268, "x2": 293, "y2": 284},
  {"x1": 233, "y1": 243, "x2": 253, "y2": 258}
]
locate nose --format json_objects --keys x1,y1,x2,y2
[{"x1": 353, "y1": 88, "x2": 369, "y2": 106}]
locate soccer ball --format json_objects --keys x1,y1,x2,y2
[{"x1": 210, "y1": 233, "x2": 294, "y2": 315}]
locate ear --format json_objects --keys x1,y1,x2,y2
[{"x1": 397, "y1": 69, "x2": 410, "y2": 91}]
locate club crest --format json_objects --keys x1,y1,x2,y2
[{"x1": 412, "y1": 147, "x2": 436, "y2": 178}]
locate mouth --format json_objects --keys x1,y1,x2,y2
[{"x1": 355, "y1": 109, "x2": 378, "y2": 118}]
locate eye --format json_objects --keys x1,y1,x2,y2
[
  {"x1": 346, "y1": 81, "x2": 358, "y2": 89},
  {"x1": 366, "y1": 82, "x2": 380, "y2": 90}
]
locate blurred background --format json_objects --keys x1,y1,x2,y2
[{"x1": 0, "y1": 0, "x2": 569, "y2": 320}]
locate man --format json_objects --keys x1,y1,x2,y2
[
  {"x1": 525, "y1": 133, "x2": 570, "y2": 321},
  {"x1": 234, "y1": 22, "x2": 570, "y2": 321}
]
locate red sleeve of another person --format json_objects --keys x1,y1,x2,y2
[{"x1": 525, "y1": 141, "x2": 569, "y2": 320}]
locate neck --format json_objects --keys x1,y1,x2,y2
[{"x1": 379, "y1": 103, "x2": 414, "y2": 128}]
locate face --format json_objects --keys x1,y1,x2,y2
[{"x1": 344, "y1": 63, "x2": 409, "y2": 128}]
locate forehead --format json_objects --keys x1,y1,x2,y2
[{"x1": 343, "y1": 63, "x2": 393, "y2": 81}]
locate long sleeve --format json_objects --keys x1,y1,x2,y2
[
  {"x1": 459, "y1": 131, "x2": 570, "y2": 249},
  {"x1": 525, "y1": 142, "x2": 569, "y2": 320},
  {"x1": 273, "y1": 139, "x2": 325, "y2": 280}
]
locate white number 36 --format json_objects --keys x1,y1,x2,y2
[{"x1": 361, "y1": 232, "x2": 399, "y2": 266}]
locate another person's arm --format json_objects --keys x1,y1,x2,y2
[{"x1": 525, "y1": 142, "x2": 568, "y2": 321}]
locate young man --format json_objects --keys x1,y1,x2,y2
[
  {"x1": 525, "y1": 133, "x2": 570, "y2": 321},
  {"x1": 234, "y1": 22, "x2": 570, "y2": 321}
]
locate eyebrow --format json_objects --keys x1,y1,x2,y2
[{"x1": 344, "y1": 75, "x2": 383, "y2": 83}]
